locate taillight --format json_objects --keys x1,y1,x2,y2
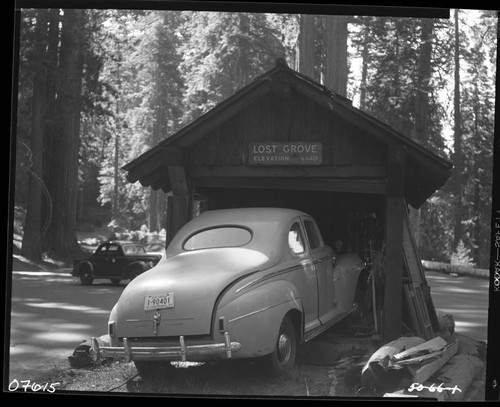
[{"x1": 108, "y1": 321, "x2": 116, "y2": 337}]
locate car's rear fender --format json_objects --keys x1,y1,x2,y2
[
  {"x1": 123, "y1": 261, "x2": 147, "y2": 278},
  {"x1": 216, "y1": 280, "x2": 303, "y2": 359}
]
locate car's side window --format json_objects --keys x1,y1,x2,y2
[
  {"x1": 107, "y1": 244, "x2": 123, "y2": 256},
  {"x1": 95, "y1": 245, "x2": 107, "y2": 256},
  {"x1": 288, "y1": 222, "x2": 306, "y2": 254},
  {"x1": 304, "y1": 220, "x2": 323, "y2": 250}
]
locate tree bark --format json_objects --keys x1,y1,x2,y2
[
  {"x1": 44, "y1": 9, "x2": 85, "y2": 256},
  {"x1": 296, "y1": 14, "x2": 315, "y2": 79},
  {"x1": 414, "y1": 18, "x2": 433, "y2": 146},
  {"x1": 411, "y1": 19, "x2": 434, "y2": 246},
  {"x1": 452, "y1": 9, "x2": 464, "y2": 251},
  {"x1": 41, "y1": 8, "x2": 60, "y2": 245},
  {"x1": 22, "y1": 10, "x2": 48, "y2": 261},
  {"x1": 359, "y1": 25, "x2": 369, "y2": 110},
  {"x1": 323, "y1": 14, "x2": 348, "y2": 97}
]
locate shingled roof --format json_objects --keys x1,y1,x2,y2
[{"x1": 122, "y1": 59, "x2": 452, "y2": 208}]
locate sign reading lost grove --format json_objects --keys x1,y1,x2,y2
[{"x1": 248, "y1": 142, "x2": 322, "y2": 166}]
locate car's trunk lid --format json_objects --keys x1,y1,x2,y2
[{"x1": 114, "y1": 248, "x2": 274, "y2": 338}]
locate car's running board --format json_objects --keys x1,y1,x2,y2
[{"x1": 303, "y1": 311, "x2": 351, "y2": 342}]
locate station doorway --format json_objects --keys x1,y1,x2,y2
[{"x1": 197, "y1": 187, "x2": 385, "y2": 264}]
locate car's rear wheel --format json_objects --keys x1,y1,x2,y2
[
  {"x1": 79, "y1": 265, "x2": 93, "y2": 285},
  {"x1": 110, "y1": 278, "x2": 121, "y2": 285},
  {"x1": 128, "y1": 265, "x2": 144, "y2": 282},
  {"x1": 265, "y1": 314, "x2": 297, "y2": 376}
]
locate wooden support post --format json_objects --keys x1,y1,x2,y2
[
  {"x1": 383, "y1": 145, "x2": 407, "y2": 342},
  {"x1": 166, "y1": 163, "x2": 193, "y2": 246}
]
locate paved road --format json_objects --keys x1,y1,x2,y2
[
  {"x1": 5, "y1": 268, "x2": 491, "y2": 387},
  {"x1": 425, "y1": 271, "x2": 490, "y2": 342},
  {"x1": 7, "y1": 269, "x2": 124, "y2": 385}
]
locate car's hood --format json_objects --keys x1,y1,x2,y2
[{"x1": 113, "y1": 248, "x2": 275, "y2": 337}]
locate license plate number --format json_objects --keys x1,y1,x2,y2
[{"x1": 144, "y1": 293, "x2": 174, "y2": 310}]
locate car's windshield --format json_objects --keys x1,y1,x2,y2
[{"x1": 183, "y1": 226, "x2": 252, "y2": 251}]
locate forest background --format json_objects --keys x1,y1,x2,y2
[{"x1": 11, "y1": 5, "x2": 497, "y2": 269}]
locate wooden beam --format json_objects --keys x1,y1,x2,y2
[
  {"x1": 189, "y1": 165, "x2": 387, "y2": 179},
  {"x1": 383, "y1": 145, "x2": 407, "y2": 342},
  {"x1": 195, "y1": 177, "x2": 387, "y2": 195},
  {"x1": 167, "y1": 165, "x2": 193, "y2": 239}
]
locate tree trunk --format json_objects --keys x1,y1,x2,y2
[
  {"x1": 411, "y1": 18, "x2": 434, "y2": 247},
  {"x1": 296, "y1": 14, "x2": 315, "y2": 79},
  {"x1": 359, "y1": 25, "x2": 369, "y2": 110},
  {"x1": 41, "y1": 8, "x2": 60, "y2": 243},
  {"x1": 414, "y1": 18, "x2": 433, "y2": 146},
  {"x1": 22, "y1": 10, "x2": 48, "y2": 261},
  {"x1": 44, "y1": 9, "x2": 85, "y2": 256},
  {"x1": 323, "y1": 14, "x2": 348, "y2": 97},
  {"x1": 452, "y1": 9, "x2": 463, "y2": 251}
]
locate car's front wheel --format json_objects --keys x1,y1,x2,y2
[
  {"x1": 265, "y1": 314, "x2": 297, "y2": 376},
  {"x1": 79, "y1": 265, "x2": 93, "y2": 285}
]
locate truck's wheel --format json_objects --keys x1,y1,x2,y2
[
  {"x1": 79, "y1": 264, "x2": 93, "y2": 285},
  {"x1": 266, "y1": 315, "x2": 297, "y2": 376}
]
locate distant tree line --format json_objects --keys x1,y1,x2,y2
[{"x1": 14, "y1": 8, "x2": 496, "y2": 267}]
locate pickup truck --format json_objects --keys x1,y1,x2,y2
[{"x1": 72, "y1": 240, "x2": 163, "y2": 285}]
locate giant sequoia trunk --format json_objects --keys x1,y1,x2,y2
[
  {"x1": 42, "y1": 8, "x2": 60, "y2": 226},
  {"x1": 22, "y1": 10, "x2": 48, "y2": 261},
  {"x1": 414, "y1": 19, "x2": 433, "y2": 146},
  {"x1": 43, "y1": 9, "x2": 84, "y2": 256},
  {"x1": 323, "y1": 14, "x2": 348, "y2": 97},
  {"x1": 410, "y1": 18, "x2": 434, "y2": 247},
  {"x1": 296, "y1": 14, "x2": 315, "y2": 79},
  {"x1": 452, "y1": 9, "x2": 464, "y2": 251}
]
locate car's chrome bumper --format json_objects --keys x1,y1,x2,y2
[{"x1": 90, "y1": 332, "x2": 241, "y2": 363}]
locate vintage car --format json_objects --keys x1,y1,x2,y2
[
  {"x1": 91, "y1": 208, "x2": 367, "y2": 376},
  {"x1": 72, "y1": 240, "x2": 163, "y2": 285}
]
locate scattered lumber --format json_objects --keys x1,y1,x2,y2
[
  {"x1": 360, "y1": 335, "x2": 459, "y2": 394},
  {"x1": 382, "y1": 334, "x2": 485, "y2": 400},
  {"x1": 360, "y1": 336, "x2": 427, "y2": 393}
]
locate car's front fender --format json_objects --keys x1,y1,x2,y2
[
  {"x1": 216, "y1": 280, "x2": 303, "y2": 359},
  {"x1": 73, "y1": 260, "x2": 94, "y2": 277}
]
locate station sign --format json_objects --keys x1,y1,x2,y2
[{"x1": 248, "y1": 142, "x2": 322, "y2": 166}]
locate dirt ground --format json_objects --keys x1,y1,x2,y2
[
  {"x1": 49, "y1": 352, "x2": 369, "y2": 399},
  {"x1": 44, "y1": 332, "x2": 486, "y2": 401}
]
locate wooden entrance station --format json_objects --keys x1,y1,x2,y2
[{"x1": 122, "y1": 59, "x2": 453, "y2": 342}]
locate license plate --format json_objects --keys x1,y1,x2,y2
[{"x1": 144, "y1": 293, "x2": 174, "y2": 310}]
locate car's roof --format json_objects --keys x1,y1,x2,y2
[
  {"x1": 166, "y1": 207, "x2": 311, "y2": 259},
  {"x1": 103, "y1": 240, "x2": 145, "y2": 247},
  {"x1": 194, "y1": 207, "x2": 309, "y2": 224}
]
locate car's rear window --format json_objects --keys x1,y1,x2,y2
[
  {"x1": 183, "y1": 227, "x2": 252, "y2": 251},
  {"x1": 122, "y1": 244, "x2": 146, "y2": 255}
]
